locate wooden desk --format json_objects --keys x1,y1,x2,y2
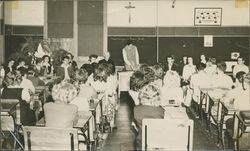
[
  {"x1": 118, "y1": 71, "x2": 133, "y2": 97},
  {"x1": 39, "y1": 76, "x2": 59, "y2": 85}
]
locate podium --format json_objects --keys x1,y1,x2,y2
[{"x1": 117, "y1": 71, "x2": 134, "y2": 98}]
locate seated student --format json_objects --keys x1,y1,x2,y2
[
  {"x1": 161, "y1": 70, "x2": 183, "y2": 106},
  {"x1": 178, "y1": 56, "x2": 188, "y2": 76},
  {"x1": 134, "y1": 81, "x2": 164, "y2": 150},
  {"x1": 163, "y1": 55, "x2": 178, "y2": 73},
  {"x1": 222, "y1": 72, "x2": 250, "y2": 110},
  {"x1": 88, "y1": 63, "x2": 118, "y2": 129},
  {"x1": 233, "y1": 57, "x2": 249, "y2": 78},
  {"x1": 44, "y1": 82, "x2": 78, "y2": 128},
  {"x1": 190, "y1": 63, "x2": 211, "y2": 103},
  {"x1": 130, "y1": 65, "x2": 156, "y2": 105},
  {"x1": 4, "y1": 59, "x2": 15, "y2": 75},
  {"x1": 67, "y1": 53, "x2": 78, "y2": 71},
  {"x1": 205, "y1": 57, "x2": 217, "y2": 76},
  {"x1": 130, "y1": 71, "x2": 147, "y2": 106},
  {"x1": 151, "y1": 64, "x2": 164, "y2": 87},
  {"x1": 70, "y1": 69, "x2": 97, "y2": 112},
  {"x1": 234, "y1": 71, "x2": 246, "y2": 88},
  {"x1": 106, "y1": 63, "x2": 118, "y2": 94},
  {"x1": 18, "y1": 67, "x2": 35, "y2": 94},
  {"x1": 200, "y1": 54, "x2": 207, "y2": 64},
  {"x1": 182, "y1": 56, "x2": 197, "y2": 83},
  {"x1": 88, "y1": 54, "x2": 98, "y2": 64},
  {"x1": 34, "y1": 58, "x2": 45, "y2": 77},
  {"x1": 106, "y1": 63, "x2": 118, "y2": 112},
  {"x1": 27, "y1": 67, "x2": 45, "y2": 87},
  {"x1": 80, "y1": 63, "x2": 94, "y2": 76},
  {"x1": 1, "y1": 72, "x2": 36, "y2": 126},
  {"x1": 224, "y1": 73, "x2": 250, "y2": 143},
  {"x1": 98, "y1": 51, "x2": 115, "y2": 73},
  {"x1": 25, "y1": 50, "x2": 35, "y2": 66},
  {"x1": 212, "y1": 61, "x2": 234, "y2": 90},
  {"x1": 16, "y1": 58, "x2": 28, "y2": 69},
  {"x1": 42, "y1": 55, "x2": 53, "y2": 75},
  {"x1": 56, "y1": 56, "x2": 75, "y2": 81},
  {"x1": 188, "y1": 63, "x2": 211, "y2": 114}
]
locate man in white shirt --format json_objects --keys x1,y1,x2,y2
[
  {"x1": 224, "y1": 73, "x2": 250, "y2": 143},
  {"x1": 18, "y1": 67, "x2": 35, "y2": 94},
  {"x1": 190, "y1": 63, "x2": 211, "y2": 103},
  {"x1": 122, "y1": 40, "x2": 139, "y2": 71},
  {"x1": 182, "y1": 57, "x2": 197, "y2": 81},
  {"x1": 212, "y1": 61, "x2": 234, "y2": 90},
  {"x1": 223, "y1": 72, "x2": 250, "y2": 110},
  {"x1": 233, "y1": 57, "x2": 249, "y2": 78}
]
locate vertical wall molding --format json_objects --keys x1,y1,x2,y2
[
  {"x1": 0, "y1": 2, "x2": 5, "y2": 63},
  {"x1": 44, "y1": 0, "x2": 48, "y2": 39},
  {"x1": 103, "y1": 0, "x2": 108, "y2": 53},
  {"x1": 73, "y1": 0, "x2": 78, "y2": 58}
]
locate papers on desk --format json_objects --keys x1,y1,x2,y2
[{"x1": 164, "y1": 107, "x2": 189, "y2": 119}]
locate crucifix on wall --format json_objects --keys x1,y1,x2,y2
[{"x1": 124, "y1": 2, "x2": 135, "y2": 24}]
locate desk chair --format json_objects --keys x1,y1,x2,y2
[
  {"x1": 31, "y1": 86, "x2": 47, "y2": 120},
  {"x1": 208, "y1": 98, "x2": 228, "y2": 149},
  {"x1": 0, "y1": 99, "x2": 23, "y2": 150},
  {"x1": 142, "y1": 119, "x2": 193, "y2": 151},
  {"x1": 235, "y1": 111, "x2": 250, "y2": 150},
  {"x1": 23, "y1": 126, "x2": 78, "y2": 151}
]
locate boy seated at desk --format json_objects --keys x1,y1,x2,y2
[
  {"x1": 222, "y1": 72, "x2": 250, "y2": 111},
  {"x1": 161, "y1": 70, "x2": 183, "y2": 107},
  {"x1": 209, "y1": 61, "x2": 234, "y2": 99},
  {"x1": 223, "y1": 72, "x2": 250, "y2": 149},
  {"x1": 70, "y1": 69, "x2": 97, "y2": 113},
  {"x1": 27, "y1": 67, "x2": 45, "y2": 87}
]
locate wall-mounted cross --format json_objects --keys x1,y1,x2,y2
[{"x1": 124, "y1": 2, "x2": 136, "y2": 24}]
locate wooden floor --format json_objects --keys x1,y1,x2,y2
[
  {"x1": 102, "y1": 93, "x2": 135, "y2": 151},
  {"x1": 102, "y1": 92, "x2": 223, "y2": 151}
]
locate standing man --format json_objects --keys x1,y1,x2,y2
[{"x1": 122, "y1": 40, "x2": 139, "y2": 71}]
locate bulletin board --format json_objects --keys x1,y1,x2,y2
[{"x1": 194, "y1": 8, "x2": 222, "y2": 26}]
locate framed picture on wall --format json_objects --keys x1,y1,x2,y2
[{"x1": 194, "y1": 8, "x2": 222, "y2": 26}]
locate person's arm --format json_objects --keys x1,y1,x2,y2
[
  {"x1": 29, "y1": 81, "x2": 35, "y2": 94},
  {"x1": 232, "y1": 65, "x2": 237, "y2": 78},
  {"x1": 22, "y1": 88, "x2": 31, "y2": 103},
  {"x1": 122, "y1": 48, "x2": 131, "y2": 66}
]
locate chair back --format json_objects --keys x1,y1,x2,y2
[
  {"x1": 23, "y1": 126, "x2": 78, "y2": 151},
  {"x1": 0, "y1": 99, "x2": 20, "y2": 131},
  {"x1": 142, "y1": 119, "x2": 193, "y2": 151}
]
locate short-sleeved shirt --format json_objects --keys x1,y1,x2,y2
[{"x1": 44, "y1": 102, "x2": 78, "y2": 128}]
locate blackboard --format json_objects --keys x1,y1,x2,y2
[
  {"x1": 108, "y1": 37, "x2": 157, "y2": 66},
  {"x1": 109, "y1": 36, "x2": 249, "y2": 66},
  {"x1": 158, "y1": 37, "x2": 250, "y2": 64}
]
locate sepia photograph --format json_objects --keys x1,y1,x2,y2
[{"x1": 0, "y1": 0, "x2": 249, "y2": 150}]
